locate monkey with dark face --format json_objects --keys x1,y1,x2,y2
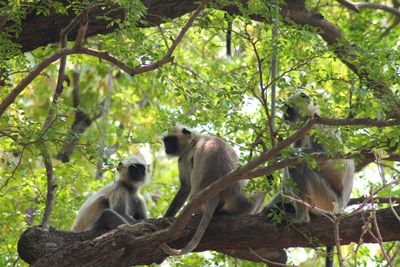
[
  {"x1": 263, "y1": 91, "x2": 354, "y2": 267},
  {"x1": 160, "y1": 126, "x2": 265, "y2": 256},
  {"x1": 72, "y1": 154, "x2": 149, "y2": 232}
]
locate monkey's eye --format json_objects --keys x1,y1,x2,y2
[
  {"x1": 117, "y1": 162, "x2": 123, "y2": 171},
  {"x1": 300, "y1": 93, "x2": 309, "y2": 99},
  {"x1": 182, "y1": 128, "x2": 191, "y2": 135}
]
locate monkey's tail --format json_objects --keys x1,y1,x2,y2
[
  {"x1": 326, "y1": 245, "x2": 334, "y2": 267},
  {"x1": 160, "y1": 196, "x2": 220, "y2": 256},
  {"x1": 249, "y1": 193, "x2": 265, "y2": 214}
]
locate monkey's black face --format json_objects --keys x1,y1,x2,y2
[
  {"x1": 163, "y1": 135, "x2": 180, "y2": 155},
  {"x1": 128, "y1": 164, "x2": 146, "y2": 181},
  {"x1": 283, "y1": 104, "x2": 299, "y2": 123}
]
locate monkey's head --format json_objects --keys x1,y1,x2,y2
[
  {"x1": 283, "y1": 91, "x2": 319, "y2": 123},
  {"x1": 163, "y1": 126, "x2": 194, "y2": 157},
  {"x1": 117, "y1": 154, "x2": 150, "y2": 186}
]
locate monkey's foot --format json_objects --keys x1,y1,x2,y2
[{"x1": 118, "y1": 222, "x2": 156, "y2": 233}]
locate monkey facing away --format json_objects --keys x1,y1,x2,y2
[
  {"x1": 263, "y1": 91, "x2": 354, "y2": 267},
  {"x1": 72, "y1": 154, "x2": 149, "y2": 232},
  {"x1": 160, "y1": 126, "x2": 265, "y2": 256}
]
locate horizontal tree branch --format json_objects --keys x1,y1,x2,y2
[
  {"x1": 0, "y1": 0, "x2": 207, "y2": 117},
  {"x1": 6, "y1": 0, "x2": 400, "y2": 117},
  {"x1": 338, "y1": 1, "x2": 400, "y2": 18},
  {"x1": 18, "y1": 207, "x2": 400, "y2": 266},
  {"x1": 315, "y1": 117, "x2": 400, "y2": 127},
  {"x1": 348, "y1": 197, "x2": 400, "y2": 206}
]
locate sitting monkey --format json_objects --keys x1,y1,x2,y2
[{"x1": 72, "y1": 154, "x2": 149, "y2": 232}]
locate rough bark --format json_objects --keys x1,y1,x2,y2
[
  {"x1": 18, "y1": 207, "x2": 400, "y2": 266},
  {"x1": 13, "y1": 0, "x2": 202, "y2": 52},
  {"x1": 9, "y1": 0, "x2": 399, "y2": 116}
]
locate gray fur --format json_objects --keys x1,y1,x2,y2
[
  {"x1": 263, "y1": 92, "x2": 355, "y2": 267},
  {"x1": 161, "y1": 127, "x2": 264, "y2": 256},
  {"x1": 72, "y1": 154, "x2": 149, "y2": 232}
]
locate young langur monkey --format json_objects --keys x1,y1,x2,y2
[
  {"x1": 72, "y1": 154, "x2": 149, "y2": 232},
  {"x1": 263, "y1": 91, "x2": 355, "y2": 267},
  {"x1": 160, "y1": 126, "x2": 265, "y2": 256}
]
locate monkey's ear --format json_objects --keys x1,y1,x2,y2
[{"x1": 182, "y1": 128, "x2": 191, "y2": 135}]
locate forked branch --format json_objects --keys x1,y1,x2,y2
[{"x1": 0, "y1": 0, "x2": 209, "y2": 117}]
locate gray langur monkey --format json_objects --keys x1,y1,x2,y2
[
  {"x1": 160, "y1": 126, "x2": 264, "y2": 256},
  {"x1": 263, "y1": 91, "x2": 355, "y2": 267},
  {"x1": 72, "y1": 154, "x2": 150, "y2": 232}
]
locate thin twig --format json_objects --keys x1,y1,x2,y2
[
  {"x1": 40, "y1": 5, "x2": 93, "y2": 229},
  {"x1": 270, "y1": 0, "x2": 279, "y2": 136},
  {"x1": 314, "y1": 116, "x2": 400, "y2": 127},
  {"x1": 357, "y1": 2, "x2": 400, "y2": 18},
  {"x1": 40, "y1": 145, "x2": 56, "y2": 229},
  {"x1": 370, "y1": 204, "x2": 393, "y2": 266},
  {"x1": 353, "y1": 210, "x2": 374, "y2": 266},
  {"x1": 0, "y1": 0, "x2": 207, "y2": 117},
  {"x1": 333, "y1": 218, "x2": 344, "y2": 267},
  {"x1": 245, "y1": 28, "x2": 275, "y2": 146},
  {"x1": 95, "y1": 66, "x2": 114, "y2": 179},
  {"x1": 348, "y1": 196, "x2": 400, "y2": 206}
]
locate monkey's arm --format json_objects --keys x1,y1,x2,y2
[
  {"x1": 132, "y1": 196, "x2": 148, "y2": 220},
  {"x1": 72, "y1": 196, "x2": 107, "y2": 232},
  {"x1": 164, "y1": 186, "x2": 190, "y2": 217},
  {"x1": 91, "y1": 209, "x2": 131, "y2": 231}
]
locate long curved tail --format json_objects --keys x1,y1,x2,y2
[{"x1": 160, "y1": 197, "x2": 220, "y2": 256}]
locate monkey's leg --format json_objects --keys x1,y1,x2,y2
[
  {"x1": 132, "y1": 197, "x2": 148, "y2": 220},
  {"x1": 287, "y1": 165, "x2": 313, "y2": 223},
  {"x1": 164, "y1": 186, "x2": 190, "y2": 217},
  {"x1": 121, "y1": 214, "x2": 136, "y2": 224},
  {"x1": 91, "y1": 209, "x2": 131, "y2": 231},
  {"x1": 224, "y1": 194, "x2": 253, "y2": 215},
  {"x1": 326, "y1": 246, "x2": 334, "y2": 267}
]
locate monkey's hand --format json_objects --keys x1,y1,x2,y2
[{"x1": 118, "y1": 222, "x2": 156, "y2": 233}]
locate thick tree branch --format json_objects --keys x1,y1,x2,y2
[
  {"x1": 6, "y1": 1, "x2": 400, "y2": 117},
  {"x1": 39, "y1": 7, "x2": 86, "y2": 227},
  {"x1": 281, "y1": 7, "x2": 400, "y2": 117},
  {"x1": 56, "y1": 67, "x2": 95, "y2": 162},
  {"x1": 339, "y1": 1, "x2": 400, "y2": 18},
  {"x1": 336, "y1": 0, "x2": 360, "y2": 12},
  {"x1": 39, "y1": 145, "x2": 56, "y2": 229},
  {"x1": 314, "y1": 117, "x2": 400, "y2": 127},
  {"x1": 18, "y1": 207, "x2": 400, "y2": 266},
  {"x1": 0, "y1": 1, "x2": 206, "y2": 117}
]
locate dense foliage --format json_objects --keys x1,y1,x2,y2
[{"x1": 0, "y1": 0, "x2": 399, "y2": 266}]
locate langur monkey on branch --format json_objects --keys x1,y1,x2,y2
[
  {"x1": 263, "y1": 91, "x2": 355, "y2": 267},
  {"x1": 72, "y1": 154, "x2": 150, "y2": 232},
  {"x1": 161, "y1": 126, "x2": 265, "y2": 256}
]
